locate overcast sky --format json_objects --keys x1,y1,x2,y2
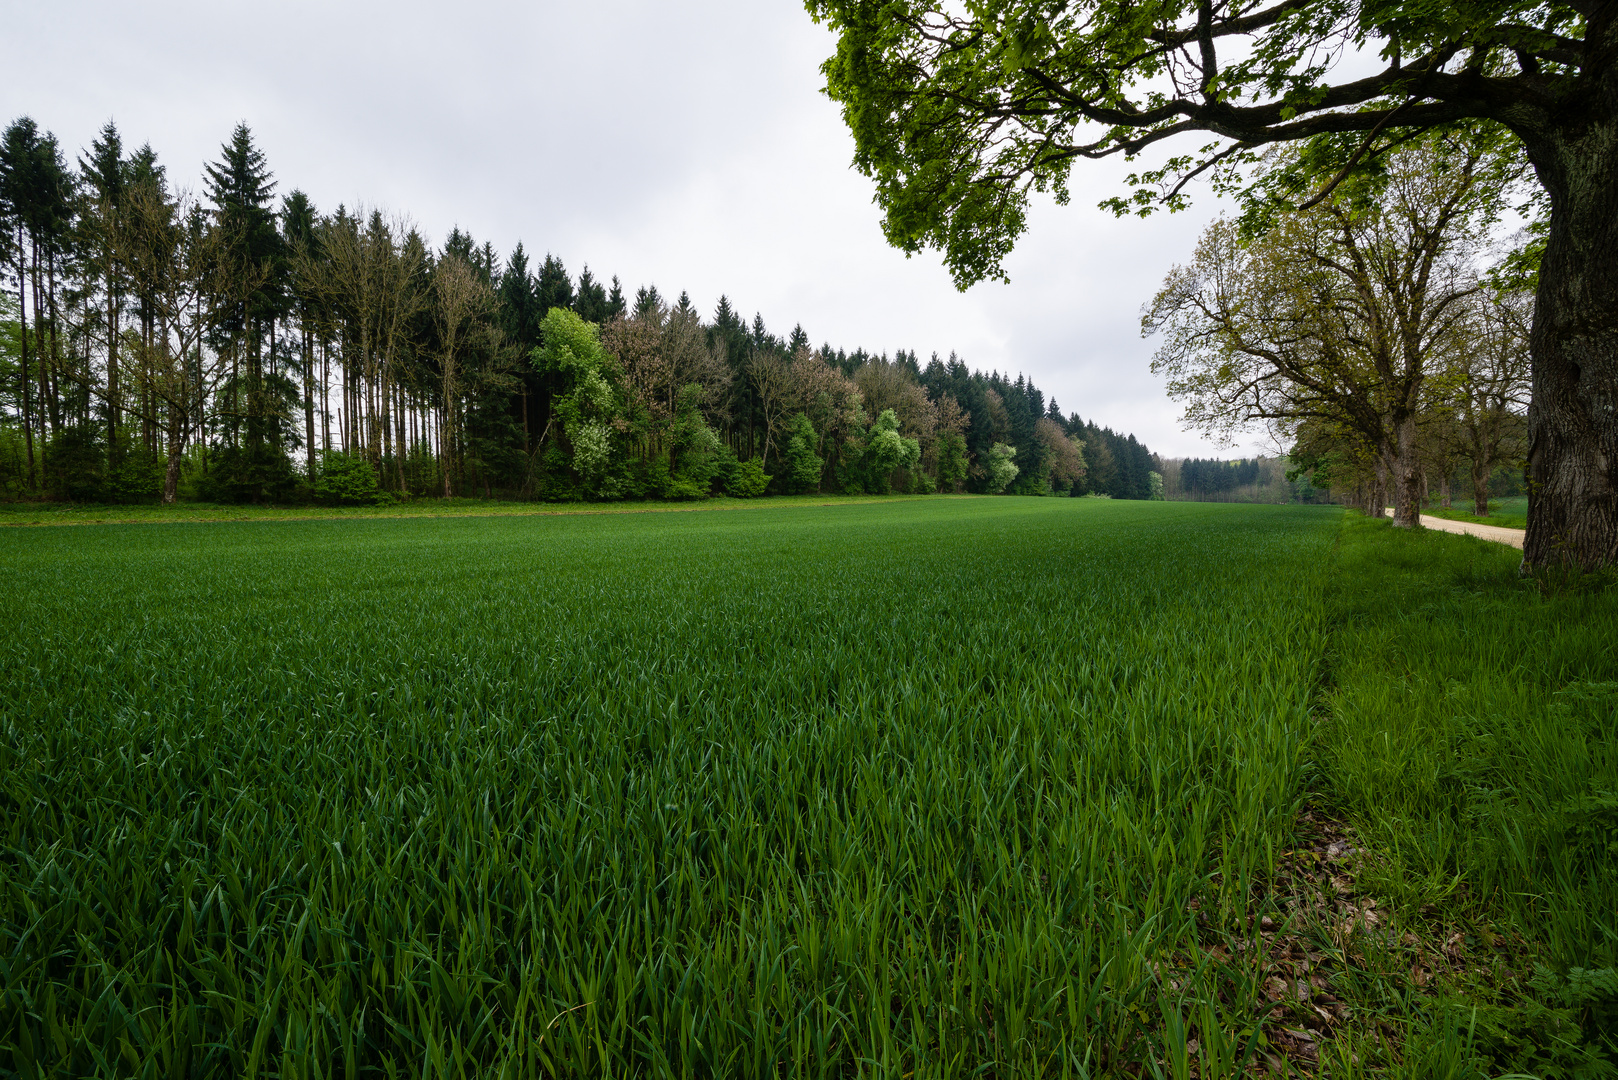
[{"x1": 8, "y1": 0, "x2": 1250, "y2": 457}]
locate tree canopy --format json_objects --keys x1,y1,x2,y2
[{"x1": 807, "y1": 0, "x2": 1618, "y2": 571}]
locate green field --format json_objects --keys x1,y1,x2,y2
[{"x1": 2, "y1": 498, "x2": 1613, "y2": 1077}]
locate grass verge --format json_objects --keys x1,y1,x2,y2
[
  {"x1": 1308, "y1": 515, "x2": 1617, "y2": 1078},
  {"x1": 1421, "y1": 496, "x2": 1528, "y2": 530}
]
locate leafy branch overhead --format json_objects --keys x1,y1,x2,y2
[{"x1": 806, "y1": 0, "x2": 1588, "y2": 287}]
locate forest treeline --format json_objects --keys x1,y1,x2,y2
[{"x1": 0, "y1": 118, "x2": 1162, "y2": 506}]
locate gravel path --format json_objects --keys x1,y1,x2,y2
[{"x1": 1386, "y1": 509, "x2": 1525, "y2": 549}]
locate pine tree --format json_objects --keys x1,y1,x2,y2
[
  {"x1": 634, "y1": 284, "x2": 662, "y2": 317},
  {"x1": 79, "y1": 121, "x2": 127, "y2": 458},
  {"x1": 606, "y1": 276, "x2": 626, "y2": 320},
  {"x1": 575, "y1": 265, "x2": 609, "y2": 322},
  {"x1": 787, "y1": 323, "x2": 809, "y2": 354},
  {"x1": 713, "y1": 294, "x2": 739, "y2": 331},
  {"x1": 1, "y1": 117, "x2": 75, "y2": 490},
  {"x1": 444, "y1": 227, "x2": 476, "y2": 264},
  {"x1": 536, "y1": 254, "x2": 574, "y2": 316},
  {"x1": 205, "y1": 122, "x2": 287, "y2": 486},
  {"x1": 282, "y1": 189, "x2": 321, "y2": 477}
]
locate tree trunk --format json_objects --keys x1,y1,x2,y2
[
  {"x1": 16, "y1": 227, "x2": 34, "y2": 489},
  {"x1": 163, "y1": 414, "x2": 182, "y2": 505},
  {"x1": 1440, "y1": 473, "x2": 1452, "y2": 509},
  {"x1": 1472, "y1": 456, "x2": 1492, "y2": 517},
  {"x1": 107, "y1": 268, "x2": 120, "y2": 463},
  {"x1": 1390, "y1": 415, "x2": 1423, "y2": 528},
  {"x1": 1370, "y1": 454, "x2": 1389, "y2": 518},
  {"x1": 303, "y1": 323, "x2": 316, "y2": 479},
  {"x1": 1519, "y1": 73, "x2": 1618, "y2": 570}
]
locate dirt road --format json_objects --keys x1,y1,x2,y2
[{"x1": 1385, "y1": 509, "x2": 1525, "y2": 549}]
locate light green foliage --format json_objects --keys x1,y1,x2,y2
[
  {"x1": 568, "y1": 419, "x2": 613, "y2": 480},
  {"x1": 1149, "y1": 470, "x2": 1165, "y2": 501},
  {"x1": 725, "y1": 458, "x2": 772, "y2": 498},
  {"x1": 533, "y1": 308, "x2": 621, "y2": 487},
  {"x1": 806, "y1": 0, "x2": 1578, "y2": 288},
  {"x1": 781, "y1": 412, "x2": 824, "y2": 494},
  {"x1": 0, "y1": 499, "x2": 1337, "y2": 1076},
  {"x1": 860, "y1": 408, "x2": 921, "y2": 494},
  {"x1": 984, "y1": 441, "x2": 1018, "y2": 494}
]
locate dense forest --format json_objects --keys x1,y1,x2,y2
[{"x1": 0, "y1": 118, "x2": 1163, "y2": 505}]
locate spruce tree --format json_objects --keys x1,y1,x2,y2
[
  {"x1": 633, "y1": 284, "x2": 662, "y2": 317},
  {"x1": 536, "y1": 254, "x2": 574, "y2": 317},
  {"x1": 79, "y1": 121, "x2": 127, "y2": 458},
  {"x1": 205, "y1": 122, "x2": 286, "y2": 487},
  {"x1": 575, "y1": 265, "x2": 609, "y2": 322},
  {"x1": 281, "y1": 189, "x2": 321, "y2": 477}
]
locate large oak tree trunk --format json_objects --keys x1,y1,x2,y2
[
  {"x1": 1472, "y1": 456, "x2": 1492, "y2": 518},
  {"x1": 1520, "y1": 57, "x2": 1618, "y2": 570},
  {"x1": 1391, "y1": 414, "x2": 1423, "y2": 528}
]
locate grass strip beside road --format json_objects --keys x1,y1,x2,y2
[
  {"x1": 1420, "y1": 495, "x2": 1528, "y2": 530},
  {"x1": 1314, "y1": 516, "x2": 1618, "y2": 1076}
]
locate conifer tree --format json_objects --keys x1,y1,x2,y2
[
  {"x1": 634, "y1": 284, "x2": 662, "y2": 317},
  {"x1": 79, "y1": 121, "x2": 126, "y2": 458},
  {"x1": 205, "y1": 122, "x2": 287, "y2": 488},
  {"x1": 536, "y1": 254, "x2": 573, "y2": 317},
  {"x1": 575, "y1": 265, "x2": 609, "y2": 322}
]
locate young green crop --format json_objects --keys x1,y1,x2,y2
[{"x1": 1, "y1": 498, "x2": 1338, "y2": 1076}]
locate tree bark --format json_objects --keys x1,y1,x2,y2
[
  {"x1": 1472, "y1": 456, "x2": 1492, "y2": 517},
  {"x1": 303, "y1": 322, "x2": 316, "y2": 479},
  {"x1": 1391, "y1": 414, "x2": 1423, "y2": 528},
  {"x1": 107, "y1": 259, "x2": 120, "y2": 462},
  {"x1": 1518, "y1": 34, "x2": 1618, "y2": 570},
  {"x1": 16, "y1": 225, "x2": 34, "y2": 489},
  {"x1": 163, "y1": 414, "x2": 182, "y2": 505}
]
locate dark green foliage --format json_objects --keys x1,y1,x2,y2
[
  {"x1": 781, "y1": 413, "x2": 823, "y2": 494},
  {"x1": 312, "y1": 451, "x2": 386, "y2": 505},
  {"x1": 725, "y1": 456, "x2": 771, "y2": 497},
  {"x1": 535, "y1": 253, "x2": 573, "y2": 317},
  {"x1": 574, "y1": 265, "x2": 610, "y2": 323},
  {"x1": 1182, "y1": 458, "x2": 1264, "y2": 497},
  {"x1": 935, "y1": 429, "x2": 968, "y2": 492},
  {"x1": 200, "y1": 441, "x2": 300, "y2": 503}
]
